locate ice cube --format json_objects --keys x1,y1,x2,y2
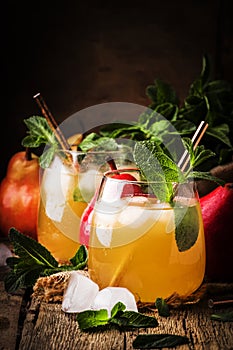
[
  {"x1": 91, "y1": 287, "x2": 138, "y2": 317},
  {"x1": 96, "y1": 225, "x2": 113, "y2": 247},
  {"x1": 118, "y1": 197, "x2": 154, "y2": 227},
  {"x1": 62, "y1": 271, "x2": 99, "y2": 313},
  {"x1": 42, "y1": 167, "x2": 71, "y2": 222},
  {"x1": 101, "y1": 180, "x2": 125, "y2": 203},
  {"x1": 78, "y1": 169, "x2": 101, "y2": 202}
]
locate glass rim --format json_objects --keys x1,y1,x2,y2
[
  {"x1": 55, "y1": 149, "x2": 129, "y2": 155},
  {"x1": 103, "y1": 168, "x2": 194, "y2": 185}
]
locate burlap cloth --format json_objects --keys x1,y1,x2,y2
[{"x1": 32, "y1": 270, "x2": 233, "y2": 309}]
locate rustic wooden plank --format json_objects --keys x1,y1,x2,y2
[
  {"x1": 19, "y1": 300, "x2": 125, "y2": 350},
  {"x1": 0, "y1": 280, "x2": 25, "y2": 350},
  {"x1": 126, "y1": 303, "x2": 233, "y2": 350},
  {"x1": 18, "y1": 296, "x2": 233, "y2": 350}
]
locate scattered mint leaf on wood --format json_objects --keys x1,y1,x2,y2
[
  {"x1": 4, "y1": 228, "x2": 88, "y2": 293},
  {"x1": 111, "y1": 310, "x2": 159, "y2": 328},
  {"x1": 174, "y1": 205, "x2": 199, "y2": 252},
  {"x1": 133, "y1": 334, "x2": 189, "y2": 349},
  {"x1": 211, "y1": 311, "x2": 233, "y2": 322},
  {"x1": 76, "y1": 302, "x2": 158, "y2": 331},
  {"x1": 76, "y1": 309, "x2": 110, "y2": 330},
  {"x1": 155, "y1": 298, "x2": 170, "y2": 317},
  {"x1": 110, "y1": 301, "x2": 126, "y2": 318}
]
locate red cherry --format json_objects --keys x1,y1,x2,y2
[
  {"x1": 111, "y1": 173, "x2": 141, "y2": 197},
  {"x1": 111, "y1": 173, "x2": 138, "y2": 181}
]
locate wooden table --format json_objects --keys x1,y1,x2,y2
[{"x1": 1, "y1": 266, "x2": 233, "y2": 350}]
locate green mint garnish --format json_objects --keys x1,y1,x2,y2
[
  {"x1": 78, "y1": 132, "x2": 119, "y2": 152},
  {"x1": 73, "y1": 186, "x2": 85, "y2": 202},
  {"x1": 76, "y1": 302, "x2": 158, "y2": 331},
  {"x1": 4, "y1": 228, "x2": 88, "y2": 293},
  {"x1": 155, "y1": 297, "x2": 170, "y2": 317},
  {"x1": 174, "y1": 205, "x2": 199, "y2": 252},
  {"x1": 22, "y1": 116, "x2": 59, "y2": 168},
  {"x1": 132, "y1": 333, "x2": 189, "y2": 348},
  {"x1": 133, "y1": 140, "x2": 183, "y2": 202}
]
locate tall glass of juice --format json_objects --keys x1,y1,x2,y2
[{"x1": 88, "y1": 168, "x2": 205, "y2": 303}]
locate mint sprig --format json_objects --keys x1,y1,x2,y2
[
  {"x1": 22, "y1": 116, "x2": 59, "y2": 168},
  {"x1": 4, "y1": 228, "x2": 88, "y2": 293},
  {"x1": 76, "y1": 302, "x2": 158, "y2": 331},
  {"x1": 133, "y1": 140, "x2": 184, "y2": 202}
]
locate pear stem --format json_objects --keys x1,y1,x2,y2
[{"x1": 25, "y1": 147, "x2": 32, "y2": 161}]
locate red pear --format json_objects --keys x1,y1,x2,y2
[
  {"x1": 0, "y1": 149, "x2": 40, "y2": 240},
  {"x1": 200, "y1": 183, "x2": 233, "y2": 282}
]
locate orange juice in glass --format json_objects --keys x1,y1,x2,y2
[
  {"x1": 37, "y1": 149, "x2": 133, "y2": 263},
  {"x1": 88, "y1": 168, "x2": 205, "y2": 303}
]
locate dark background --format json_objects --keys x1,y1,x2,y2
[{"x1": 2, "y1": 0, "x2": 233, "y2": 181}]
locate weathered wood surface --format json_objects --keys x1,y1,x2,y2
[
  {"x1": 0, "y1": 278, "x2": 25, "y2": 350},
  {"x1": 1, "y1": 258, "x2": 233, "y2": 350},
  {"x1": 18, "y1": 297, "x2": 233, "y2": 350}
]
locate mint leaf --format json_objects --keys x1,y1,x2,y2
[
  {"x1": 182, "y1": 138, "x2": 216, "y2": 171},
  {"x1": 206, "y1": 124, "x2": 232, "y2": 148},
  {"x1": 4, "y1": 259, "x2": 48, "y2": 293},
  {"x1": 22, "y1": 116, "x2": 57, "y2": 146},
  {"x1": 146, "y1": 78, "x2": 179, "y2": 106},
  {"x1": 111, "y1": 311, "x2": 159, "y2": 328},
  {"x1": 76, "y1": 309, "x2": 109, "y2": 330},
  {"x1": 110, "y1": 302, "x2": 126, "y2": 318},
  {"x1": 78, "y1": 132, "x2": 118, "y2": 152},
  {"x1": 189, "y1": 171, "x2": 225, "y2": 186},
  {"x1": 8, "y1": 227, "x2": 58, "y2": 268},
  {"x1": 5, "y1": 228, "x2": 88, "y2": 292},
  {"x1": 174, "y1": 205, "x2": 199, "y2": 252},
  {"x1": 39, "y1": 146, "x2": 58, "y2": 169},
  {"x1": 133, "y1": 334, "x2": 189, "y2": 348},
  {"x1": 133, "y1": 140, "x2": 183, "y2": 202},
  {"x1": 73, "y1": 186, "x2": 85, "y2": 202},
  {"x1": 211, "y1": 311, "x2": 233, "y2": 322},
  {"x1": 155, "y1": 298, "x2": 170, "y2": 317},
  {"x1": 22, "y1": 116, "x2": 60, "y2": 168},
  {"x1": 69, "y1": 245, "x2": 88, "y2": 268},
  {"x1": 76, "y1": 303, "x2": 158, "y2": 331}
]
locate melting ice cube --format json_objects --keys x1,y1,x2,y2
[
  {"x1": 62, "y1": 271, "x2": 99, "y2": 313},
  {"x1": 91, "y1": 287, "x2": 138, "y2": 317}
]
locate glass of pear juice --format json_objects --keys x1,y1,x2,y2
[
  {"x1": 88, "y1": 168, "x2": 206, "y2": 303},
  {"x1": 37, "y1": 149, "x2": 133, "y2": 263}
]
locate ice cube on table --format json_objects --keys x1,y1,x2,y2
[
  {"x1": 62, "y1": 271, "x2": 99, "y2": 313},
  {"x1": 91, "y1": 287, "x2": 138, "y2": 317}
]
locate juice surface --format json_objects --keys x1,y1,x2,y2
[
  {"x1": 37, "y1": 167, "x2": 87, "y2": 263},
  {"x1": 88, "y1": 197, "x2": 205, "y2": 303}
]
